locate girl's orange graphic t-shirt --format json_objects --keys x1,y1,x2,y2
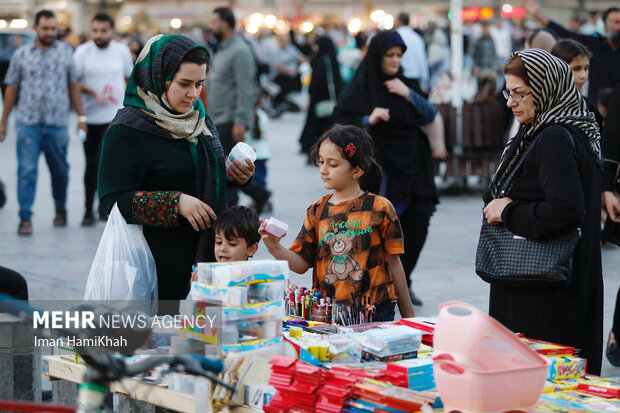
[{"x1": 290, "y1": 192, "x2": 404, "y2": 305}]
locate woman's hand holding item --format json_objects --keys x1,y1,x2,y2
[
  {"x1": 604, "y1": 191, "x2": 620, "y2": 223},
  {"x1": 383, "y1": 78, "x2": 411, "y2": 100},
  {"x1": 228, "y1": 158, "x2": 255, "y2": 185},
  {"x1": 179, "y1": 193, "x2": 217, "y2": 231},
  {"x1": 369, "y1": 107, "x2": 390, "y2": 125},
  {"x1": 483, "y1": 197, "x2": 513, "y2": 225}
]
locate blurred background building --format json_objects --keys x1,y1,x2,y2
[{"x1": 0, "y1": 0, "x2": 616, "y2": 39}]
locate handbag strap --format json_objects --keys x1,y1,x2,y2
[
  {"x1": 323, "y1": 55, "x2": 336, "y2": 102},
  {"x1": 500, "y1": 125, "x2": 576, "y2": 198}
]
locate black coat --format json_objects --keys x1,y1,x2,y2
[
  {"x1": 548, "y1": 20, "x2": 620, "y2": 103},
  {"x1": 601, "y1": 85, "x2": 620, "y2": 244},
  {"x1": 483, "y1": 124, "x2": 603, "y2": 375}
]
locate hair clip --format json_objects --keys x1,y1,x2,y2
[{"x1": 344, "y1": 142, "x2": 357, "y2": 158}]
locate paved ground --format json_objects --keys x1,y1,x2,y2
[{"x1": 1, "y1": 111, "x2": 619, "y2": 376}]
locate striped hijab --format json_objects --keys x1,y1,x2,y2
[{"x1": 491, "y1": 48, "x2": 601, "y2": 198}]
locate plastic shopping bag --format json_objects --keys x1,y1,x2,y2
[{"x1": 84, "y1": 203, "x2": 158, "y2": 309}]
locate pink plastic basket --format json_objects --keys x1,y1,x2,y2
[{"x1": 432, "y1": 302, "x2": 548, "y2": 413}]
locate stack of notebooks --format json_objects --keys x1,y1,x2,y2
[
  {"x1": 264, "y1": 356, "x2": 323, "y2": 412},
  {"x1": 344, "y1": 378, "x2": 437, "y2": 413},
  {"x1": 386, "y1": 358, "x2": 435, "y2": 391},
  {"x1": 537, "y1": 389, "x2": 620, "y2": 411},
  {"x1": 396, "y1": 317, "x2": 435, "y2": 346},
  {"x1": 315, "y1": 371, "x2": 358, "y2": 413},
  {"x1": 577, "y1": 376, "x2": 620, "y2": 398}
]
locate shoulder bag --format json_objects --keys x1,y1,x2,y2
[
  {"x1": 315, "y1": 56, "x2": 337, "y2": 119},
  {"x1": 475, "y1": 127, "x2": 582, "y2": 287}
]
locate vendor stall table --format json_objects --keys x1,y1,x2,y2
[{"x1": 42, "y1": 356, "x2": 258, "y2": 413}]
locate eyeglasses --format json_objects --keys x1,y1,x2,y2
[{"x1": 502, "y1": 90, "x2": 532, "y2": 103}]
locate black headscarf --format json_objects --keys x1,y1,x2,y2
[{"x1": 334, "y1": 31, "x2": 432, "y2": 196}]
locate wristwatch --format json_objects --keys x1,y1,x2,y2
[{"x1": 78, "y1": 115, "x2": 87, "y2": 123}]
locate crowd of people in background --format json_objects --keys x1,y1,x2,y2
[{"x1": 1, "y1": 0, "x2": 620, "y2": 375}]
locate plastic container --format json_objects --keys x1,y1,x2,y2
[
  {"x1": 181, "y1": 312, "x2": 283, "y2": 344},
  {"x1": 225, "y1": 142, "x2": 257, "y2": 175},
  {"x1": 211, "y1": 260, "x2": 289, "y2": 287},
  {"x1": 264, "y1": 217, "x2": 288, "y2": 238},
  {"x1": 196, "y1": 260, "x2": 289, "y2": 286},
  {"x1": 186, "y1": 282, "x2": 248, "y2": 306},
  {"x1": 433, "y1": 301, "x2": 547, "y2": 371},
  {"x1": 432, "y1": 302, "x2": 548, "y2": 413},
  {"x1": 247, "y1": 281, "x2": 285, "y2": 303},
  {"x1": 356, "y1": 325, "x2": 421, "y2": 358},
  {"x1": 222, "y1": 300, "x2": 285, "y2": 323}
]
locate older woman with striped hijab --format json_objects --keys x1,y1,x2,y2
[{"x1": 482, "y1": 49, "x2": 603, "y2": 374}]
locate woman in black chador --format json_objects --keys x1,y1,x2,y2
[{"x1": 333, "y1": 31, "x2": 438, "y2": 306}]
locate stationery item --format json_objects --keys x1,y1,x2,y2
[
  {"x1": 386, "y1": 358, "x2": 435, "y2": 391},
  {"x1": 308, "y1": 341, "x2": 320, "y2": 359},
  {"x1": 576, "y1": 376, "x2": 620, "y2": 398},
  {"x1": 538, "y1": 390, "x2": 620, "y2": 411},
  {"x1": 289, "y1": 326, "x2": 303, "y2": 339},
  {"x1": 517, "y1": 335, "x2": 576, "y2": 356},
  {"x1": 546, "y1": 356, "x2": 587, "y2": 380},
  {"x1": 356, "y1": 326, "x2": 422, "y2": 359},
  {"x1": 264, "y1": 217, "x2": 289, "y2": 238},
  {"x1": 543, "y1": 377, "x2": 582, "y2": 393},
  {"x1": 361, "y1": 349, "x2": 418, "y2": 362},
  {"x1": 318, "y1": 343, "x2": 330, "y2": 361}
]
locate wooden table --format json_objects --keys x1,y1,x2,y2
[{"x1": 42, "y1": 356, "x2": 258, "y2": 413}]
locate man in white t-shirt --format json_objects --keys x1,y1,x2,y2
[
  {"x1": 395, "y1": 12, "x2": 429, "y2": 92},
  {"x1": 73, "y1": 12, "x2": 133, "y2": 226}
]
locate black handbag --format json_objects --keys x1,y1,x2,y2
[{"x1": 475, "y1": 127, "x2": 582, "y2": 287}]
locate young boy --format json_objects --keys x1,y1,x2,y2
[{"x1": 191, "y1": 206, "x2": 261, "y2": 281}]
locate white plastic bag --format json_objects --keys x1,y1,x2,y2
[{"x1": 84, "y1": 203, "x2": 158, "y2": 305}]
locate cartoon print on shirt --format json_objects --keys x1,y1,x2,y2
[{"x1": 323, "y1": 232, "x2": 364, "y2": 285}]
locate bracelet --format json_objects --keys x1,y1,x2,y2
[{"x1": 78, "y1": 115, "x2": 87, "y2": 123}]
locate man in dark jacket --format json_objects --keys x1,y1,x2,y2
[{"x1": 524, "y1": 0, "x2": 620, "y2": 103}]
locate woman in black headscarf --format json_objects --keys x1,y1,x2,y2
[
  {"x1": 333, "y1": 31, "x2": 438, "y2": 306},
  {"x1": 299, "y1": 36, "x2": 343, "y2": 158},
  {"x1": 483, "y1": 49, "x2": 603, "y2": 374}
]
